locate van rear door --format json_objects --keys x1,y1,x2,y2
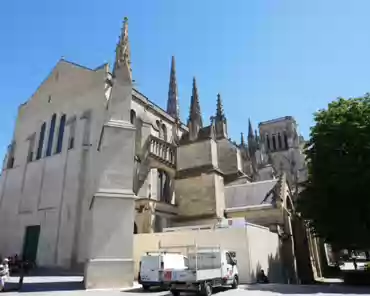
[{"x1": 140, "y1": 255, "x2": 161, "y2": 283}]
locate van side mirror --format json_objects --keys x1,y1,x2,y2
[{"x1": 232, "y1": 259, "x2": 237, "y2": 265}]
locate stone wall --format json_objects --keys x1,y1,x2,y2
[
  {"x1": 175, "y1": 173, "x2": 225, "y2": 218},
  {"x1": 177, "y1": 140, "x2": 218, "y2": 171},
  {"x1": 216, "y1": 138, "x2": 242, "y2": 175},
  {"x1": 133, "y1": 224, "x2": 283, "y2": 284},
  {"x1": 246, "y1": 223, "x2": 285, "y2": 283},
  {"x1": 0, "y1": 60, "x2": 108, "y2": 268}
]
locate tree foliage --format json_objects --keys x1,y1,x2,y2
[{"x1": 298, "y1": 94, "x2": 370, "y2": 249}]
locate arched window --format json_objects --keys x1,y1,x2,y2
[
  {"x1": 68, "y1": 117, "x2": 76, "y2": 150},
  {"x1": 158, "y1": 170, "x2": 164, "y2": 200},
  {"x1": 272, "y1": 135, "x2": 277, "y2": 151},
  {"x1": 6, "y1": 141, "x2": 16, "y2": 169},
  {"x1": 156, "y1": 120, "x2": 162, "y2": 138},
  {"x1": 36, "y1": 122, "x2": 46, "y2": 160},
  {"x1": 284, "y1": 132, "x2": 289, "y2": 149},
  {"x1": 46, "y1": 114, "x2": 57, "y2": 156},
  {"x1": 130, "y1": 109, "x2": 136, "y2": 125},
  {"x1": 162, "y1": 124, "x2": 167, "y2": 141},
  {"x1": 27, "y1": 134, "x2": 36, "y2": 162},
  {"x1": 278, "y1": 133, "x2": 282, "y2": 150},
  {"x1": 266, "y1": 134, "x2": 270, "y2": 151},
  {"x1": 158, "y1": 169, "x2": 171, "y2": 203},
  {"x1": 163, "y1": 172, "x2": 171, "y2": 203},
  {"x1": 55, "y1": 114, "x2": 66, "y2": 154}
]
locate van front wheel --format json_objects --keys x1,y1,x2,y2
[{"x1": 231, "y1": 276, "x2": 238, "y2": 289}]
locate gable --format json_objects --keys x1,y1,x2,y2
[{"x1": 19, "y1": 59, "x2": 106, "y2": 113}]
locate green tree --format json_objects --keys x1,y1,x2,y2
[{"x1": 298, "y1": 94, "x2": 370, "y2": 250}]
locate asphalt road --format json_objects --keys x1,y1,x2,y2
[{"x1": 3, "y1": 276, "x2": 370, "y2": 295}]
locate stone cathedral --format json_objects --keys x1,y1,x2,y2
[{"x1": 0, "y1": 18, "x2": 310, "y2": 287}]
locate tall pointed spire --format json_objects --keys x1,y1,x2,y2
[
  {"x1": 248, "y1": 118, "x2": 254, "y2": 139},
  {"x1": 113, "y1": 17, "x2": 132, "y2": 81},
  {"x1": 215, "y1": 93, "x2": 225, "y2": 122},
  {"x1": 188, "y1": 77, "x2": 203, "y2": 128},
  {"x1": 167, "y1": 56, "x2": 180, "y2": 119}
]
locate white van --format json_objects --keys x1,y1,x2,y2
[
  {"x1": 164, "y1": 247, "x2": 239, "y2": 296},
  {"x1": 138, "y1": 252, "x2": 188, "y2": 290}
]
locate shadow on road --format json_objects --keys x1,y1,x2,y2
[
  {"x1": 244, "y1": 283, "x2": 370, "y2": 295},
  {"x1": 122, "y1": 286, "x2": 229, "y2": 295},
  {"x1": 5, "y1": 276, "x2": 84, "y2": 293},
  {"x1": 11, "y1": 267, "x2": 84, "y2": 278},
  {"x1": 122, "y1": 287, "x2": 169, "y2": 293}
]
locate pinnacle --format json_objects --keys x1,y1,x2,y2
[
  {"x1": 216, "y1": 93, "x2": 225, "y2": 122},
  {"x1": 113, "y1": 16, "x2": 132, "y2": 80},
  {"x1": 240, "y1": 132, "x2": 245, "y2": 146},
  {"x1": 188, "y1": 77, "x2": 203, "y2": 128}
]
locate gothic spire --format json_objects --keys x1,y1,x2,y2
[
  {"x1": 167, "y1": 56, "x2": 180, "y2": 119},
  {"x1": 113, "y1": 17, "x2": 132, "y2": 81},
  {"x1": 215, "y1": 93, "x2": 226, "y2": 122},
  {"x1": 248, "y1": 118, "x2": 254, "y2": 139},
  {"x1": 188, "y1": 77, "x2": 203, "y2": 128}
]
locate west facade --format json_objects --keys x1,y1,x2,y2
[{"x1": 0, "y1": 18, "x2": 309, "y2": 281}]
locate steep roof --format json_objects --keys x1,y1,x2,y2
[{"x1": 224, "y1": 179, "x2": 279, "y2": 208}]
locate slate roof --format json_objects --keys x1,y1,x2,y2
[
  {"x1": 179, "y1": 125, "x2": 214, "y2": 144},
  {"x1": 224, "y1": 179, "x2": 278, "y2": 208}
]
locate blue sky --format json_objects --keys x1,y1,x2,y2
[{"x1": 1, "y1": 0, "x2": 370, "y2": 159}]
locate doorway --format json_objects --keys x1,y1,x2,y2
[{"x1": 22, "y1": 225, "x2": 40, "y2": 262}]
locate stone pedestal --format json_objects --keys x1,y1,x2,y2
[
  {"x1": 84, "y1": 190, "x2": 136, "y2": 289},
  {"x1": 84, "y1": 121, "x2": 136, "y2": 289}
]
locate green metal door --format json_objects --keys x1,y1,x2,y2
[{"x1": 22, "y1": 225, "x2": 40, "y2": 262}]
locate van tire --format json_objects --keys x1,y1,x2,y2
[
  {"x1": 171, "y1": 290, "x2": 180, "y2": 296},
  {"x1": 142, "y1": 285, "x2": 150, "y2": 291},
  {"x1": 231, "y1": 276, "x2": 238, "y2": 289},
  {"x1": 204, "y1": 282, "x2": 212, "y2": 296}
]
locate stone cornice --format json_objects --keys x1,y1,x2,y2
[{"x1": 175, "y1": 164, "x2": 224, "y2": 180}]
